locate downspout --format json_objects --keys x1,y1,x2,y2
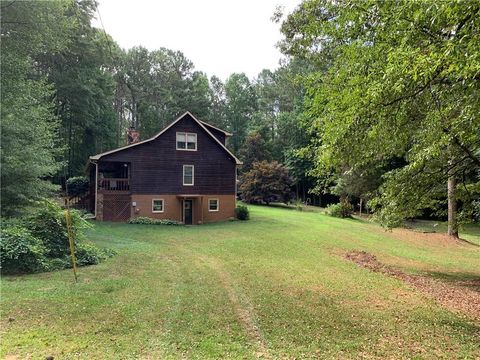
[
  {"x1": 94, "y1": 161, "x2": 98, "y2": 219},
  {"x1": 235, "y1": 165, "x2": 238, "y2": 203}
]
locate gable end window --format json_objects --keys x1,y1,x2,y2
[
  {"x1": 208, "y1": 199, "x2": 219, "y2": 212},
  {"x1": 183, "y1": 165, "x2": 194, "y2": 186},
  {"x1": 176, "y1": 132, "x2": 197, "y2": 151},
  {"x1": 152, "y1": 199, "x2": 164, "y2": 213}
]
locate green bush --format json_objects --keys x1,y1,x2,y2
[
  {"x1": 128, "y1": 217, "x2": 182, "y2": 225},
  {"x1": 25, "y1": 199, "x2": 91, "y2": 258},
  {"x1": 76, "y1": 242, "x2": 115, "y2": 266},
  {"x1": 327, "y1": 200, "x2": 353, "y2": 218},
  {"x1": 45, "y1": 257, "x2": 70, "y2": 271},
  {"x1": 1, "y1": 199, "x2": 115, "y2": 275},
  {"x1": 66, "y1": 176, "x2": 89, "y2": 197},
  {"x1": 235, "y1": 205, "x2": 250, "y2": 220},
  {"x1": 0, "y1": 223, "x2": 48, "y2": 274}
]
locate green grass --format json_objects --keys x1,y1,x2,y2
[{"x1": 2, "y1": 205, "x2": 479, "y2": 359}]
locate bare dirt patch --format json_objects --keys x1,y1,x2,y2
[{"x1": 345, "y1": 250, "x2": 480, "y2": 323}]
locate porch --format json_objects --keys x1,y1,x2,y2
[{"x1": 96, "y1": 161, "x2": 131, "y2": 193}]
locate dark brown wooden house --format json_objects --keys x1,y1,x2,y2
[{"x1": 88, "y1": 112, "x2": 241, "y2": 223}]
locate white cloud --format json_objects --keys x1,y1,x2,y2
[{"x1": 92, "y1": 0, "x2": 301, "y2": 81}]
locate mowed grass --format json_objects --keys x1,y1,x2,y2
[{"x1": 1, "y1": 205, "x2": 479, "y2": 359}]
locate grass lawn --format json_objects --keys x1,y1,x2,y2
[{"x1": 1, "y1": 205, "x2": 479, "y2": 359}]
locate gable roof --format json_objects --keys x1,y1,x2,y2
[
  {"x1": 89, "y1": 112, "x2": 241, "y2": 164},
  {"x1": 199, "y1": 121, "x2": 233, "y2": 137}
]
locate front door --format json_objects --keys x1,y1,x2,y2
[{"x1": 183, "y1": 199, "x2": 193, "y2": 225}]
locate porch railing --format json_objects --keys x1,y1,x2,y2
[{"x1": 98, "y1": 178, "x2": 130, "y2": 191}]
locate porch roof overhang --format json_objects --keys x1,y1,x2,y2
[{"x1": 176, "y1": 194, "x2": 203, "y2": 198}]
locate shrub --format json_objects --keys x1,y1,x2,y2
[
  {"x1": 293, "y1": 199, "x2": 304, "y2": 211},
  {"x1": 24, "y1": 199, "x2": 91, "y2": 258},
  {"x1": 235, "y1": 205, "x2": 250, "y2": 220},
  {"x1": 327, "y1": 200, "x2": 354, "y2": 218},
  {"x1": 0, "y1": 223, "x2": 47, "y2": 274},
  {"x1": 128, "y1": 217, "x2": 182, "y2": 225},
  {"x1": 240, "y1": 161, "x2": 293, "y2": 205},
  {"x1": 66, "y1": 176, "x2": 89, "y2": 197},
  {"x1": 45, "y1": 257, "x2": 70, "y2": 271},
  {"x1": 75, "y1": 242, "x2": 115, "y2": 266},
  {"x1": 1, "y1": 200, "x2": 114, "y2": 274}
]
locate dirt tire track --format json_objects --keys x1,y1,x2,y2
[
  {"x1": 345, "y1": 250, "x2": 480, "y2": 323},
  {"x1": 195, "y1": 254, "x2": 271, "y2": 359}
]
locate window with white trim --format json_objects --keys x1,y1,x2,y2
[
  {"x1": 176, "y1": 132, "x2": 197, "y2": 150},
  {"x1": 208, "y1": 199, "x2": 219, "y2": 212},
  {"x1": 152, "y1": 199, "x2": 164, "y2": 213},
  {"x1": 183, "y1": 165, "x2": 194, "y2": 186}
]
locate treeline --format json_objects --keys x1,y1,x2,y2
[
  {"x1": 2, "y1": 0, "x2": 479, "y2": 235},
  {"x1": 1, "y1": 0, "x2": 314, "y2": 217}
]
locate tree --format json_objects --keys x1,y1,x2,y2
[
  {"x1": 280, "y1": 0, "x2": 480, "y2": 236},
  {"x1": 206, "y1": 76, "x2": 227, "y2": 129},
  {"x1": 238, "y1": 132, "x2": 271, "y2": 173},
  {"x1": 224, "y1": 73, "x2": 258, "y2": 152},
  {"x1": 1, "y1": 0, "x2": 74, "y2": 215},
  {"x1": 240, "y1": 161, "x2": 293, "y2": 205}
]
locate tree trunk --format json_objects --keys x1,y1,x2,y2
[
  {"x1": 447, "y1": 169, "x2": 459, "y2": 238},
  {"x1": 359, "y1": 198, "x2": 363, "y2": 216}
]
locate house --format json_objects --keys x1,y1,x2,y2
[{"x1": 88, "y1": 112, "x2": 241, "y2": 224}]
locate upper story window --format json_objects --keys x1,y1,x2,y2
[
  {"x1": 176, "y1": 132, "x2": 197, "y2": 151},
  {"x1": 183, "y1": 165, "x2": 194, "y2": 186}
]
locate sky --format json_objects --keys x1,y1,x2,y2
[{"x1": 92, "y1": 0, "x2": 301, "y2": 81}]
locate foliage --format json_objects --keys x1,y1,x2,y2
[
  {"x1": 326, "y1": 200, "x2": 354, "y2": 219},
  {"x1": 128, "y1": 217, "x2": 182, "y2": 225},
  {"x1": 75, "y1": 242, "x2": 116, "y2": 266},
  {"x1": 238, "y1": 132, "x2": 271, "y2": 173},
  {"x1": 0, "y1": 222, "x2": 48, "y2": 274},
  {"x1": 234, "y1": 205, "x2": 250, "y2": 220},
  {"x1": 280, "y1": 0, "x2": 480, "y2": 231},
  {"x1": 66, "y1": 176, "x2": 89, "y2": 197},
  {"x1": 25, "y1": 200, "x2": 91, "y2": 258},
  {"x1": 240, "y1": 161, "x2": 293, "y2": 205},
  {"x1": 224, "y1": 73, "x2": 258, "y2": 152},
  {"x1": 0, "y1": 1, "x2": 74, "y2": 215},
  {"x1": 1, "y1": 200, "x2": 113, "y2": 274}
]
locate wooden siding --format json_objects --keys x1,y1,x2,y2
[
  {"x1": 98, "y1": 114, "x2": 236, "y2": 195},
  {"x1": 202, "y1": 124, "x2": 226, "y2": 145}
]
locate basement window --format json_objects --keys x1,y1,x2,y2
[
  {"x1": 176, "y1": 132, "x2": 197, "y2": 151},
  {"x1": 208, "y1": 199, "x2": 219, "y2": 212},
  {"x1": 152, "y1": 199, "x2": 164, "y2": 213}
]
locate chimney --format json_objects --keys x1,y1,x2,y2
[{"x1": 126, "y1": 127, "x2": 140, "y2": 145}]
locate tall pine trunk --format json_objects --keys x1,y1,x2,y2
[{"x1": 447, "y1": 158, "x2": 459, "y2": 238}]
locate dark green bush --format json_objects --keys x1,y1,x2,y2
[
  {"x1": 327, "y1": 200, "x2": 354, "y2": 218},
  {"x1": 128, "y1": 217, "x2": 182, "y2": 225},
  {"x1": 235, "y1": 205, "x2": 250, "y2": 220},
  {"x1": 0, "y1": 223, "x2": 48, "y2": 274},
  {"x1": 45, "y1": 257, "x2": 70, "y2": 271},
  {"x1": 76, "y1": 243, "x2": 115, "y2": 266},
  {"x1": 25, "y1": 200, "x2": 91, "y2": 258},
  {"x1": 1, "y1": 199, "x2": 115, "y2": 275},
  {"x1": 66, "y1": 176, "x2": 89, "y2": 197}
]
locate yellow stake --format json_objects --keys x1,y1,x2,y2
[{"x1": 64, "y1": 199, "x2": 78, "y2": 283}]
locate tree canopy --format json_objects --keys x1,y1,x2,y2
[{"x1": 279, "y1": 0, "x2": 480, "y2": 234}]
